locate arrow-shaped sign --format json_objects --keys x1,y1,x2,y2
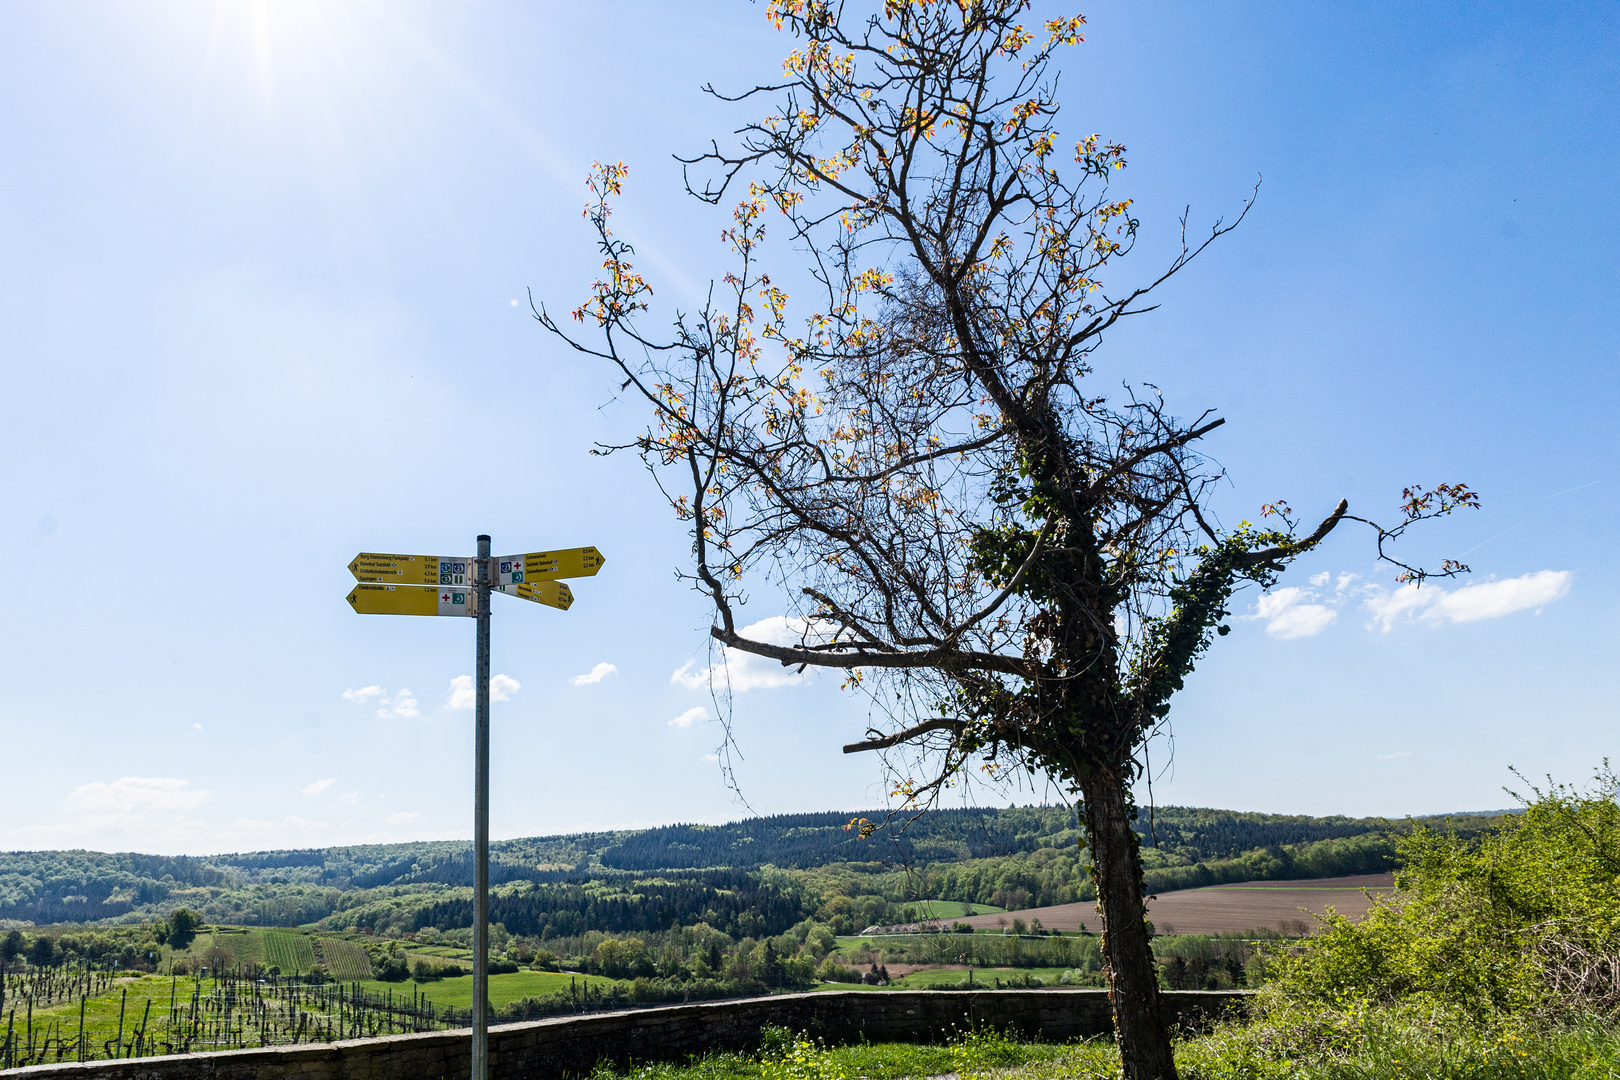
[
  {"x1": 347, "y1": 583, "x2": 477, "y2": 617},
  {"x1": 495, "y1": 581, "x2": 573, "y2": 610},
  {"x1": 492, "y1": 547, "x2": 605, "y2": 585},
  {"x1": 350, "y1": 553, "x2": 476, "y2": 587}
]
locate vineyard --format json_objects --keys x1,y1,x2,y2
[
  {"x1": 0, "y1": 964, "x2": 666, "y2": 1068},
  {"x1": 262, "y1": 931, "x2": 316, "y2": 974},
  {"x1": 314, "y1": 938, "x2": 373, "y2": 981},
  {"x1": 0, "y1": 969, "x2": 450, "y2": 1069}
]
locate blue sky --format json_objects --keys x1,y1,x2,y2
[{"x1": 0, "y1": 1, "x2": 1614, "y2": 855}]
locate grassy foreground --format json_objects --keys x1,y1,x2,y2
[{"x1": 583, "y1": 1018, "x2": 1620, "y2": 1080}]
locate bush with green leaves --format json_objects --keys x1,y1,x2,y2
[{"x1": 1269, "y1": 764, "x2": 1619, "y2": 1021}]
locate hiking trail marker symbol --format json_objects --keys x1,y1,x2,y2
[{"x1": 346, "y1": 537, "x2": 604, "y2": 1080}]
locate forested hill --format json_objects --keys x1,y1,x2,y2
[
  {"x1": 596, "y1": 807, "x2": 1084, "y2": 870},
  {"x1": 592, "y1": 805, "x2": 1402, "y2": 870},
  {"x1": 1, "y1": 805, "x2": 1513, "y2": 929}
]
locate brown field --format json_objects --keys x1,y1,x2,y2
[{"x1": 959, "y1": 873, "x2": 1396, "y2": 936}]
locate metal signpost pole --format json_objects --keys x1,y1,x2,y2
[
  {"x1": 345, "y1": 540, "x2": 603, "y2": 1080},
  {"x1": 472, "y1": 533, "x2": 492, "y2": 1080}
]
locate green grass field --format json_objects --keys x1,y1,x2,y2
[
  {"x1": 810, "y1": 966, "x2": 1083, "y2": 991},
  {"x1": 563, "y1": 1022, "x2": 1620, "y2": 1080},
  {"x1": 210, "y1": 929, "x2": 264, "y2": 966},
  {"x1": 908, "y1": 900, "x2": 1005, "y2": 919},
  {"x1": 355, "y1": 970, "x2": 623, "y2": 1009},
  {"x1": 404, "y1": 944, "x2": 474, "y2": 961}
]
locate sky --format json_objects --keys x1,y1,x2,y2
[{"x1": 0, "y1": 1, "x2": 1614, "y2": 856}]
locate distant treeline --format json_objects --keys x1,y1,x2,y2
[
  {"x1": 0, "y1": 852, "x2": 225, "y2": 923},
  {"x1": 595, "y1": 806, "x2": 1406, "y2": 872},
  {"x1": 1, "y1": 806, "x2": 1514, "y2": 930},
  {"x1": 397, "y1": 871, "x2": 810, "y2": 940},
  {"x1": 597, "y1": 806, "x2": 1084, "y2": 870},
  {"x1": 1129, "y1": 808, "x2": 1383, "y2": 864}
]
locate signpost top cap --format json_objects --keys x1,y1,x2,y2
[{"x1": 478, "y1": 534, "x2": 491, "y2": 541}]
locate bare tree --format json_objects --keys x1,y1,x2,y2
[{"x1": 543, "y1": 3, "x2": 1475, "y2": 1076}]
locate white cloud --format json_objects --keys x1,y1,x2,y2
[
  {"x1": 1253, "y1": 587, "x2": 1338, "y2": 639},
  {"x1": 68, "y1": 777, "x2": 210, "y2": 814},
  {"x1": 381, "y1": 688, "x2": 419, "y2": 719},
  {"x1": 571, "y1": 662, "x2": 618, "y2": 686},
  {"x1": 1379, "y1": 752, "x2": 1413, "y2": 760},
  {"x1": 702, "y1": 753, "x2": 719, "y2": 762},
  {"x1": 1364, "y1": 570, "x2": 1571, "y2": 631},
  {"x1": 1309, "y1": 571, "x2": 1330, "y2": 586},
  {"x1": 383, "y1": 812, "x2": 420, "y2": 825},
  {"x1": 449, "y1": 674, "x2": 521, "y2": 709},
  {"x1": 192, "y1": 723, "x2": 203, "y2": 730},
  {"x1": 344, "y1": 684, "x2": 417, "y2": 718},
  {"x1": 671, "y1": 616, "x2": 824, "y2": 692},
  {"x1": 301, "y1": 778, "x2": 335, "y2": 797},
  {"x1": 669, "y1": 706, "x2": 709, "y2": 728}
]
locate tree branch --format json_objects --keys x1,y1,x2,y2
[{"x1": 844, "y1": 717, "x2": 966, "y2": 754}]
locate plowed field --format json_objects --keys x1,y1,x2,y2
[{"x1": 958, "y1": 873, "x2": 1395, "y2": 936}]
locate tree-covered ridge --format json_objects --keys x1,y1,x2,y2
[
  {"x1": 0, "y1": 806, "x2": 1515, "y2": 930},
  {"x1": 597, "y1": 806, "x2": 1084, "y2": 869},
  {"x1": 398, "y1": 870, "x2": 810, "y2": 941}
]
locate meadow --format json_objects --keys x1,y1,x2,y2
[
  {"x1": 906, "y1": 900, "x2": 1004, "y2": 920},
  {"x1": 575, "y1": 1022, "x2": 1620, "y2": 1080},
  {"x1": 355, "y1": 969, "x2": 621, "y2": 1010}
]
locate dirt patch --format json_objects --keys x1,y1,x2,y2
[{"x1": 957, "y1": 874, "x2": 1396, "y2": 936}]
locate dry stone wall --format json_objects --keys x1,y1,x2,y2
[{"x1": 2, "y1": 988, "x2": 1251, "y2": 1080}]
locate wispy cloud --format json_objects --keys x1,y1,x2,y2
[
  {"x1": 1378, "y1": 752, "x2": 1413, "y2": 760},
  {"x1": 383, "y1": 812, "x2": 420, "y2": 825},
  {"x1": 669, "y1": 707, "x2": 709, "y2": 729},
  {"x1": 571, "y1": 663, "x2": 618, "y2": 686},
  {"x1": 671, "y1": 616, "x2": 825, "y2": 692},
  {"x1": 68, "y1": 777, "x2": 210, "y2": 814},
  {"x1": 382, "y1": 689, "x2": 419, "y2": 718},
  {"x1": 301, "y1": 778, "x2": 335, "y2": 797},
  {"x1": 1253, "y1": 587, "x2": 1338, "y2": 639},
  {"x1": 343, "y1": 685, "x2": 418, "y2": 718},
  {"x1": 448, "y1": 674, "x2": 521, "y2": 709},
  {"x1": 1364, "y1": 570, "x2": 1571, "y2": 631}
]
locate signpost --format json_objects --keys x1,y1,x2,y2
[
  {"x1": 495, "y1": 580, "x2": 573, "y2": 610},
  {"x1": 349, "y1": 553, "x2": 477, "y2": 587},
  {"x1": 491, "y1": 546, "x2": 605, "y2": 585},
  {"x1": 346, "y1": 584, "x2": 477, "y2": 617},
  {"x1": 347, "y1": 536, "x2": 604, "y2": 1080}
]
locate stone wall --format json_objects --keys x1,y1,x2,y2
[{"x1": 3, "y1": 989, "x2": 1251, "y2": 1080}]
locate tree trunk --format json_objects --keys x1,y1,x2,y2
[{"x1": 1082, "y1": 768, "x2": 1178, "y2": 1080}]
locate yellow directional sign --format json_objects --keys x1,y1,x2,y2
[
  {"x1": 496, "y1": 580, "x2": 574, "y2": 611},
  {"x1": 347, "y1": 583, "x2": 477, "y2": 617},
  {"x1": 493, "y1": 547, "x2": 605, "y2": 585},
  {"x1": 349, "y1": 553, "x2": 475, "y2": 587}
]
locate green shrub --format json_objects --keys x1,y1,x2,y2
[
  {"x1": 816, "y1": 957, "x2": 860, "y2": 983},
  {"x1": 1269, "y1": 764, "x2": 1620, "y2": 1021}
]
